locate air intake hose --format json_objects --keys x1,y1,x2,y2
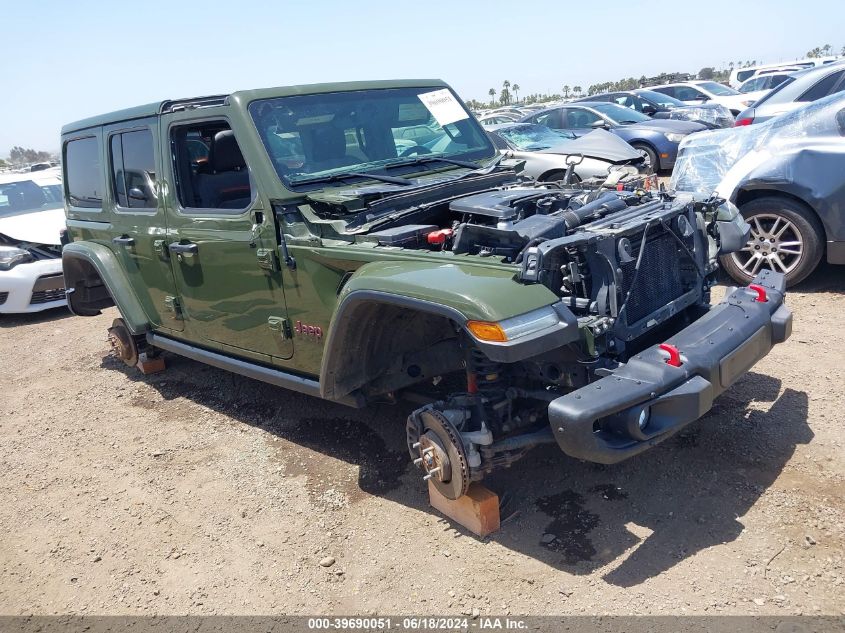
[{"x1": 561, "y1": 193, "x2": 628, "y2": 231}]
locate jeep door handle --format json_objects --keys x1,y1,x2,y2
[
  {"x1": 168, "y1": 242, "x2": 198, "y2": 254},
  {"x1": 112, "y1": 235, "x2": 135, "y2": 246}
]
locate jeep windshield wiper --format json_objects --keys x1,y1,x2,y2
[
  {"x1": 292, "y1": 171, "x2": 414, "y2": 187},
  {"x1": 383, "y1": 155, "x2": 481, "y2": 170}
]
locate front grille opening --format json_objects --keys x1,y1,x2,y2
[{"x1": 30, "y1": 288, "x2": 65, "y2": 305}]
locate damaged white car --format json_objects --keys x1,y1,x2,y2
[{"x1": 0, "y1": 168, "x2": 67, "y2": 313}]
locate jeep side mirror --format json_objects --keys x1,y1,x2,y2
[{"x1": 128, "y1": 187, "x2": 147, "y2": 201}]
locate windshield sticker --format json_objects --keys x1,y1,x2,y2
[{"x1": 418, "y1": 89, "x2": 469, "y2": 127}]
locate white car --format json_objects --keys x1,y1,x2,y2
[
  {"x1": 650, "y1": 81, "x2": 765, "y2": 115},
  {"x1": 477, "y1": 113, "x2": 521, "y2": 128},
  {"x1": 729, "y1": 57, "x2": 840, "y2": 88},
  {"x1": 0, "y1": 168, "x2": 67, "y2": 313}
]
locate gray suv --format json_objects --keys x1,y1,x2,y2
[{"x1": 735, "y1": 62, "x2": 845, "y2": 125}]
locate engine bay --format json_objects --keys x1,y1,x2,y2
[
  {"x1": 344, "y1": 183, "x2": 719, "y2": 334},
  {"x1": 358, "y1": 186, "x2": 649, "y2": 261}
]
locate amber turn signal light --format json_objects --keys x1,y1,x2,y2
[{"x1": 467, "y1": 320, "x2": 508, "y2": 342}]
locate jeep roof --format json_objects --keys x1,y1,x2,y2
[{"x1": 61, "y1": 79, "x2": 450, "y2": 134}]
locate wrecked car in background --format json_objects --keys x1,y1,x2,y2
[
  {"x1": 520, "y1": 103, "x2": 706, "y2": 172},
  {"x1": 672, "y1": 90, "x2": 845, "y2": 286},
  {"x1": 485, "y1": 123, "x2": 647, "y2": 182},
  {"x1": 0, "y1": 168, "x2": 67, "y2": 313},
  {"x1": 60, "y1": 79, "x2": 791, "y2": 501}
]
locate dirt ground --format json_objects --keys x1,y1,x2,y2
[{"x1": 1, "y1": 265, "x2": 843, "y2": 617}]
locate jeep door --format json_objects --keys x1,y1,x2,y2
[
  {"x1": 160, "y1": 111, "x2": 293, "y2": 361},
  {"x1": 102, "y1": 119, "x2": 184, "y2": 331}
]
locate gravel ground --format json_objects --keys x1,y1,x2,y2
[{"x1": 1, "y1": 265, "x2": 843, "y2": 617}]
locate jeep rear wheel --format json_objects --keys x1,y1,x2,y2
[{"x1": 721, "y1": 197, "x2": 823, "y2": 287}]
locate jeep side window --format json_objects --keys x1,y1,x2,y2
[
  {"x1": 110, "y1": 129, "x2": 157, "y2": 209},
  {"x1": 171, "y1": 122, "x2": 252, "y2": 212},
  {"x1": 65, "y1": 136, "x2": 103, "y2": 209}
]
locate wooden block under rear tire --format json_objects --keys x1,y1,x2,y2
[
  {"x1": 428, "y1": 481, "x2": 500, "y2": 537},
  {"x1": 136, "y1": 352, "x2": 166, "y2": 375}
]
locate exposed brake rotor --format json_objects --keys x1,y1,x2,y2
[
  {"x1": 407, "y1": 408, "x2": 470, "y2": 500},
  {"x1": 107, "y1": 318, "x2": 139, "y2": 367}
]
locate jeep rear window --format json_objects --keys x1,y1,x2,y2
[
  {"x1": 248, "y1": 87, "x2": 495, "y2": 187},
  {"x1": 65, "y1": 136, "x2": 103, "y2": 209}
]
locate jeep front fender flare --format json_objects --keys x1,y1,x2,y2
[
  {"x1": 319, "y1": 261, "x2": 568, "y2": 401},
  {"x1": 62, "y1": 242, "x2": 149, "y2": 334}
]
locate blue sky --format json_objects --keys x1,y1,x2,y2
[{"x1": 2, "y1": 0, "x2": 843, "y2": 154}]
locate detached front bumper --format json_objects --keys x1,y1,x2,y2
[{"x1": 549, "y1": 269, "x2": 791, "y2": 464}]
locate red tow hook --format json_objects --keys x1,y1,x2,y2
[
  {"x1": 748, "y1": 284, "x2": 768, "y2": 302},
  {"x1": 658, "y1": 343, "x2": 683, "y2": 367}
]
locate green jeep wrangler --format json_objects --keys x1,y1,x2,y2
[{"x1": 60, "y1": 80, "x2": 792, "y2": 500}]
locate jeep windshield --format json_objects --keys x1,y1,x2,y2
[{"x1": 248, "y1": 87, "x2": 496, "y2": 187}]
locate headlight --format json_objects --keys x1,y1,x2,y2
[
  {"x1": 664, "y1": 132, "x2": 687, "y2": 143},
  {"x1": 716, "y1": 200, "x2": 741, "y2": 221},
  {"x1": 467, "y1": 306, "x2": 560, "y2": 343},
  {"x1": 0, "y1": 246, "x2": 34, "y2": 271}
]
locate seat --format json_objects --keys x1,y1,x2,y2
[
  {"x1": 194, "y1": 130, "x2": 251, "y2": 208},
  {"x1": 303, "y1": 126, "x2": 359, "y2": 172}
]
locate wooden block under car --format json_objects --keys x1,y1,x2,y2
[
  {"x1": 136, "y1": 352, "x2": 166, "y2": 375},
  {"x1": 428, "y1": 481, "x2": 500, "y2": 537}
]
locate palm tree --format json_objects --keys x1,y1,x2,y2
[
  {"x1": 512, "y1": 83, "x2": 520, "y2": 103},
  {"x1": 573, "y1": 85, "x2": 582, "y2": 98},
  {"x1": 562, "y1": 85, "x2": 570, "y2": 99},
  {"x1": 501, "y1": 80, "x2": 511, "y2": 105},
  {"x1": 488, "y1": 88, "x2": 496, "y2": 106}
]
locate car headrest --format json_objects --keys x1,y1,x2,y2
[{"x1": 210, "y1": 130, "x2": 246, "y2": 172}]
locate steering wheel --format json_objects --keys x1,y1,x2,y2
[{"x1": 399, "y1": 145, "x2": 432, "y2": 157}]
